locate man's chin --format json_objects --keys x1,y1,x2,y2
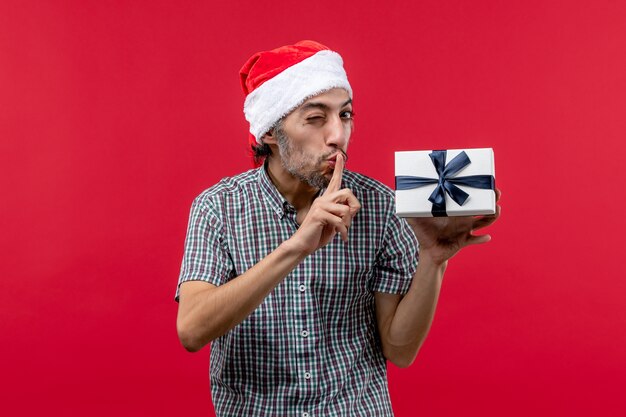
[{"x1": 305, "y1": 173, "x2": 330, "y2": 189}]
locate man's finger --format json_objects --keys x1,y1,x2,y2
[
  {"x1": 466, "y1": 233, "x2": 492, "y2": 246},
  {"x1": 326, "y1": 153, "x2": 345, "y2": 193},
  {"x1": 471, "y1": 204, "x2": 501, "y2": 231},
  {"x1": 329, "y1": 188, "x2": 361, "y2": 216},
  {"x1": 342, "y1": 189, "x2": 361, "y2": 215}
]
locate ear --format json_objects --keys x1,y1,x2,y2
[{"x1": 261, "y1": 129, "x2": 278, "y2": 145}]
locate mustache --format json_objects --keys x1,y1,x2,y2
[{"x1": 321, "y1": 149, "x2": 348, "y2": 163}]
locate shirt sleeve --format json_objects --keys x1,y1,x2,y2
[
  {"x1": 371, "y1": 210, "x2": 419, "y2": 295},
  {"x1": 175, "y1": 196, "x2": 233, "y2": 301}
]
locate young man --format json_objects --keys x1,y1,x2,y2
[{"x1": 176, "y1": 40, "x2": 500, "y2": 416}]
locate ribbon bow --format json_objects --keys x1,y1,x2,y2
[{"x1": 395, "y1": 150, "x2": 495, "y2": 216}]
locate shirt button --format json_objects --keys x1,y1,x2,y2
[
  {"x1": 301, "y1": 330, "x2": 309, "y2": 337},
  {"x1": 298, "y1": 284, "x2": 306, "y2": 292},
  {"x1": 302, "y1": 413, "x2": 310, "y2": 417},
  {"x1": 304, "y1": 372, "x2": 312, "y2": 380}
]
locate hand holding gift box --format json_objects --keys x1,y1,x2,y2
[
  {"x1": 395, "y1": 148, "x2": 496, "y2": 217},
  {"x1": 394, "y1": 147, "x2": 500, "y2": 265}
]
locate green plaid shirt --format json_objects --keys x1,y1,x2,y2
[{"x1": 177, "y1": 165, "x2": 418, "y2": 416}]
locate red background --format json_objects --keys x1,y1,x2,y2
[{"x1": 2, "y1": 1, "x2": 626, "y2": 416}]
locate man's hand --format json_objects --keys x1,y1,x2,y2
[
  {"x1": 406, "y1": 188, "x2": 501, "y2": 265},
  {"x1": 177, "y1": 157, "x2": 361, "y2": 351},
  {"x1": 289, "y1": 153, "x2": 361, "y2": 255}
]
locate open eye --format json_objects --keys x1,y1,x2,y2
[{"x1": 340, "y1": 110, "x2": 354, "y2": 120}]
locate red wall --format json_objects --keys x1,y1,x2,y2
[{"x1": 2, "y1": 1, "x2": 625, "y2": 415}]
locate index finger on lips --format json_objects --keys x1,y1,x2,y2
[{"x1": 326, "y1": 153, "x2": 345, "y2": 193}]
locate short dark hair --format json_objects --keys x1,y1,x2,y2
[
  {"x1": 251, "y1": 141, "x2": 272, "y2": 166},
  {"x1": 250, "y1": 119, "x2": 284, "y2": 166}
]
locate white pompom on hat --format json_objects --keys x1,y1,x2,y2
[{"x1": 240, "y1": 40, "x2": 352, "y2": 153}]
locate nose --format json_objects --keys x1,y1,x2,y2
[{"x1": 325, "y1": 115, "x2": 349, "y2": 149}]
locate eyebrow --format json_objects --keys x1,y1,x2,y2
[{"x1": 298, "y1": 98, "x2": 353, "y2": 113}]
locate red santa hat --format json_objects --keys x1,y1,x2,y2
[{"x1": 240, "y1": 40, "x2": 352, "y2": 149}]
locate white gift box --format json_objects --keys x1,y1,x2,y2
[{"x1": 395, "y1": 148, "x2": 496, "y2": 217}]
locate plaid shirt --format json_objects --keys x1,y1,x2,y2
[{"x1": 177, "y1": 165, "x2": 418, "y2": 417}]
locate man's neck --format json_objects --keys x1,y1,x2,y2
[{"x1": 265, "y1": 157, "x2": 320, "y2": 212}]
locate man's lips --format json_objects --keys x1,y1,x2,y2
[{"x1": 327, "y1": 150, "x2": 348, "y2": 168}]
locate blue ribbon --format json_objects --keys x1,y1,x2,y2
[{"x1": 395, "y1": 150, "x2": 495, "y2": 217}]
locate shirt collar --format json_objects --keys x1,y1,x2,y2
[{"x1": 257, "y1": 162, "x2": 296, "y2": 219}]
